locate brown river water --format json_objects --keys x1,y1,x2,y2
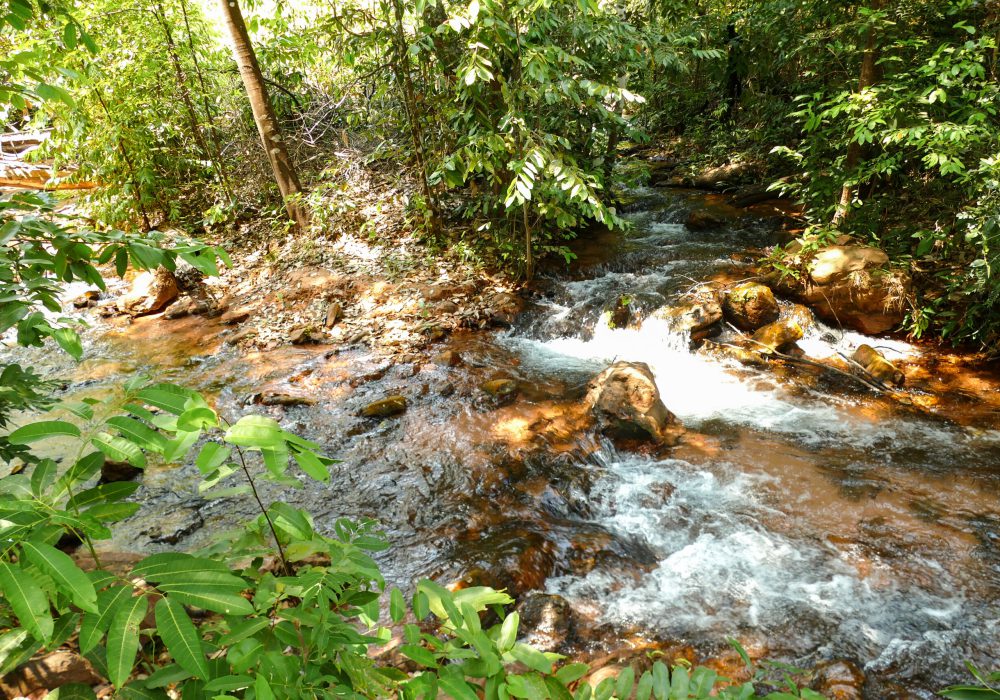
[{"x1": 5, "y1": 188, "x2": 1000, "y2": 698}]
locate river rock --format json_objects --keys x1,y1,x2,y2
[
  {"x1": 164, "y1": 295, "x2": 210, "y2": 319},
  {"x1": 699, "y1": 339, "x2": 766, "y2": 367},
  {"x1": 852, "y1": 344, "x2": 905, "y2": 387},
  {"x1": 516, "y1": 592, "x2": 574, "y2": 652},
  {"x1": 117, "y1": 268, "x2": 179, "y2": 315},
  {"x1": 482, "y1": 378, "x2": 518, "y2": 400},
  {"x1": 692, "y1": 160, "x2": 756, "y2": 189},
  {"x1": 72, "y1": 290, "x2": 101, "y2": 308},
  {"x1": 586, "y1": 361, "x2": 680, "y2": 445},
  {"x1": 722, "y1": 282, "x2": 780, "y2": 331},
  {"x1": 142, "y1": 505, "x2": 203, "y2": 545},
  {"x1": 685, "y1": 208, "x2": 726, "y2": 231},
  {"x1": 325, "y1": 301, "x2": 343, "y2": 328},
  {"x1": 751, "y1": 318, "x2": 803, "y2": 354},
  {"x1": 433, "y1": 350, "x2": 462, "y2": 367},
  {"x1": 609, "y1": 295, "x2": 632, "y2": 329},
  {"x1": 770, "y1": 244, "x2": 910, "y2": 334},
  {"x1": 655, "y1": 296, "x2": 722, "y2": 334},
  {"x1": 99, "y1": 458, "x2": 143, "y2": 484},
  {"x1": 0, "y1": 650, "x2": 101, "y2": 698},
  {"x1": 220, "y1": 304, "x2": 253, "y2": 325},
  {"x1": 361, "y1": 395, "x2": 407, "y2": 417},
  {"x1": 811, "y1": 659, "x2": 865, "y2": 700}
]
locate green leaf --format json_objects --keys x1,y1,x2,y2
[
  {"x1": 8, "y1": 420, "x2": 80, "y2": 444},
  {"x1": 52, "y1": 327, "x2": 84, "y2": 360},
  {"x1": 155, "y1": 587, "x2": 253, "y2": 616},
  {"x1": 106, "y1": 416, "x2": 168, "y2": 454},
  {"x1": 195, "y1": 442, "x2": 230, "y2": 473},
  {"x1": 79, "y1": 585, "x2": 135, "y2": 653},
  {"x1": 401, "y1": 644, "x2": 439, "y2": 668},
  {"x1": 91, "y1": 433, "x2": 146, "y2": 468},
  {"x1": 390, "y1": 588, "x2": 406, "y2": 623},
  {"x1": 292, "y1": 448, "x2": 330, "y2": 482},
  {"x1": 120, "y1": 683, "x2": 170, "y2": 699},
  {"x1": 20, "y1": 541, "x2": 97, "y2": 613},
  {"x1": 224, "y1": 415, "x2": 283, "y2": 449},
  {"x1": 137, "y1": 386, "x2": 194, "y2": 415},
  {"x1": 30, "y1": 459, "x2": 58, "y2": 498},
  {"x1": 510, "y1": 642, "x2": 553, "y2": 674},
  {"x1": 155, "y1": 597, "x2": 209, "y2": 679},
  {"x1": 177, "y1": 407, "x2": 218, "y2": 432},
  {"x1": 48, "y1": 684, "x2": 96, "y2": 700},
  {"x1": 0, "y1": 561, "x2": 53, "y2": 641},
  {"x1": 498, "y1": 611, "x2": 519, "y2": 651},
  {"x1": 939, "y1": 690, "x2": 1000, "y2": 700},
  {"x1": 106, "y1": 594, "x2": 149, "y2": 688}
]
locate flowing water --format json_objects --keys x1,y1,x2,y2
[{"x1": 5, "y1": 188, "x2": 1000, "y2": 697}]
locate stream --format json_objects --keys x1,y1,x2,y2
[{"x1": 5, "y1": 187, "x2": 1000, "y2": 698}]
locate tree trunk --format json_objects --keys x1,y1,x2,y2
[
  {"x1": 389, "y1": 0, "x2": 441, "y2": 236},
  {"x1": 832, "y1": 0, "x2": 883, "y2": 226},
  {"x1": 217, "y1": 0, "x2": 307, "y2": 230}
]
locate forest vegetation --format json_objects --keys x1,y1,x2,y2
[{"x1": 1, "y1": 0, "x2": 999, "y2": 697}]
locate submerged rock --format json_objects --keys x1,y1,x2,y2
[
  {"x1": 685, "y1": 208, "x2": 727, "y2": 231},
  {"x1": 361, "y1": 395, "x2": 407, "y2": 418},
  {"x1": 586, "y1": 361, "x2": 681, "y2": 445},
  {"x1": 481, "y1": 378, "x2": 518, "y2": 400},
  {"x1": 516, "y1": 592, "x2": 574, "y2": 652},
  {"x1": 722, "y1": 282, "x2": 780, "y2": 331},
  {"x1": 118, "y1": 268, "x2": 179, "y2": 315},
  {"x1": 852, "y1": 344, "x2": 905, "y2": 387}
]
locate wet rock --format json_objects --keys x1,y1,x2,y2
[
  {"x1": 361, "y1": 395, "x2": 407, "y2": 418},
  {"x1": 325, "y1": 301, "x2": 343, "y2": 328},
  {"x1": 164, "y1": 295, "x2": 210, "y2": 319},
  {"x1": 433, "y1": 350, "x2": 462, "y2": 367},
  {"x1": 117, "y1": 268, "x2": 179, "y2": 315},
  {"x1": 72, "y1": 290, "x2": 101, "y2": 308},
  {"x1": 811, "y1": 659, "x2": 865, "y2": 700},
  {"x1": 259, "y1": 392, "x2": 316, "y2": 407},
  {"x1": 220, "y1": 304, "x2": 253, "y2": 325},
  {"x1": 786, "y1": 303, "x2": 815, "y2": 330},
  {"x1": 516, "y1": 592, "x2": 574, "y2": 652},
  {"x1": 751, "y1": 318, "x2": 804, "y2": 354},
  {"x1": 699, "y1": 340, "x2": 766, "y2": 367},
  {"x1": 489, "y1": 292, "x2": 524, "y2": 327},
  {"x1": 722, "y1": 282, "x2": 780, "y2": 331},
  {"x1": 436, "y1": 381, "x2": 456, "y2": 397},
  {"x1": 0, "y1": 650, "x2": 101, "y2": 698},
  {"x1": 481, "y1": 378, "x2": 519, "y2": 401},
  {"x1": 586, "y1": 361, "x2": 681, "y2": 445},
  {"x1": 99, "y1": 459, "x2": 143, "y2": 484},
  {"x1": 654, "y1": 297, "x2": 722, "y2": 334},
  {"x1": 609, "y1": 295, "x2": 632, "y2": 329},
  {"x1": 852, "y1": 344, "x2": 905, "y2": 387},
  {"x1": 769, "y1": 244, "x2": 910, "y2": 334},
  {"x1": 226, "y1": 326, "x2": 257, "y2": 345},
  {"x1": 685, "y1": 208, "x2": 726, "y2": 231},
  {"x1": 141, "y1": 506, "x2": 203, "y2": 545}
]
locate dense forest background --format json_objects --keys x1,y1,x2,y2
[{"x1": 1, "y1": 0, "x2": 1000, "y2": 698}]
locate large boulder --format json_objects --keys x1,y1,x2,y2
[
  {"x1": 117, "y1": 268, "x2": 179, "y2": 315},
  {"x1": 653, "y1": 288, "x2": 722, "y2": 335},
  {"x1": 770, "y1": 244, "x2": 910, "y2": 335},
  {"x1": 586, "y1": 362, "x2": 680, "y2": 445},
  {"x1": 722, "y1": 282, "x2": 780, "y2": 331}
]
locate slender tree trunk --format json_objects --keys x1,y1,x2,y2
[
  {"x1": 832, "y1": 0, "x2": 883, "y2": 226},
  {"x1": 179, "y1": 0, "x2": 233, "y2": 198},
  {"x1": 217, "y1": 0, "x2": 308, "y2": 230},
  {"x1": 389, "y1": 0, "x2": 440, "y2": 236}
]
